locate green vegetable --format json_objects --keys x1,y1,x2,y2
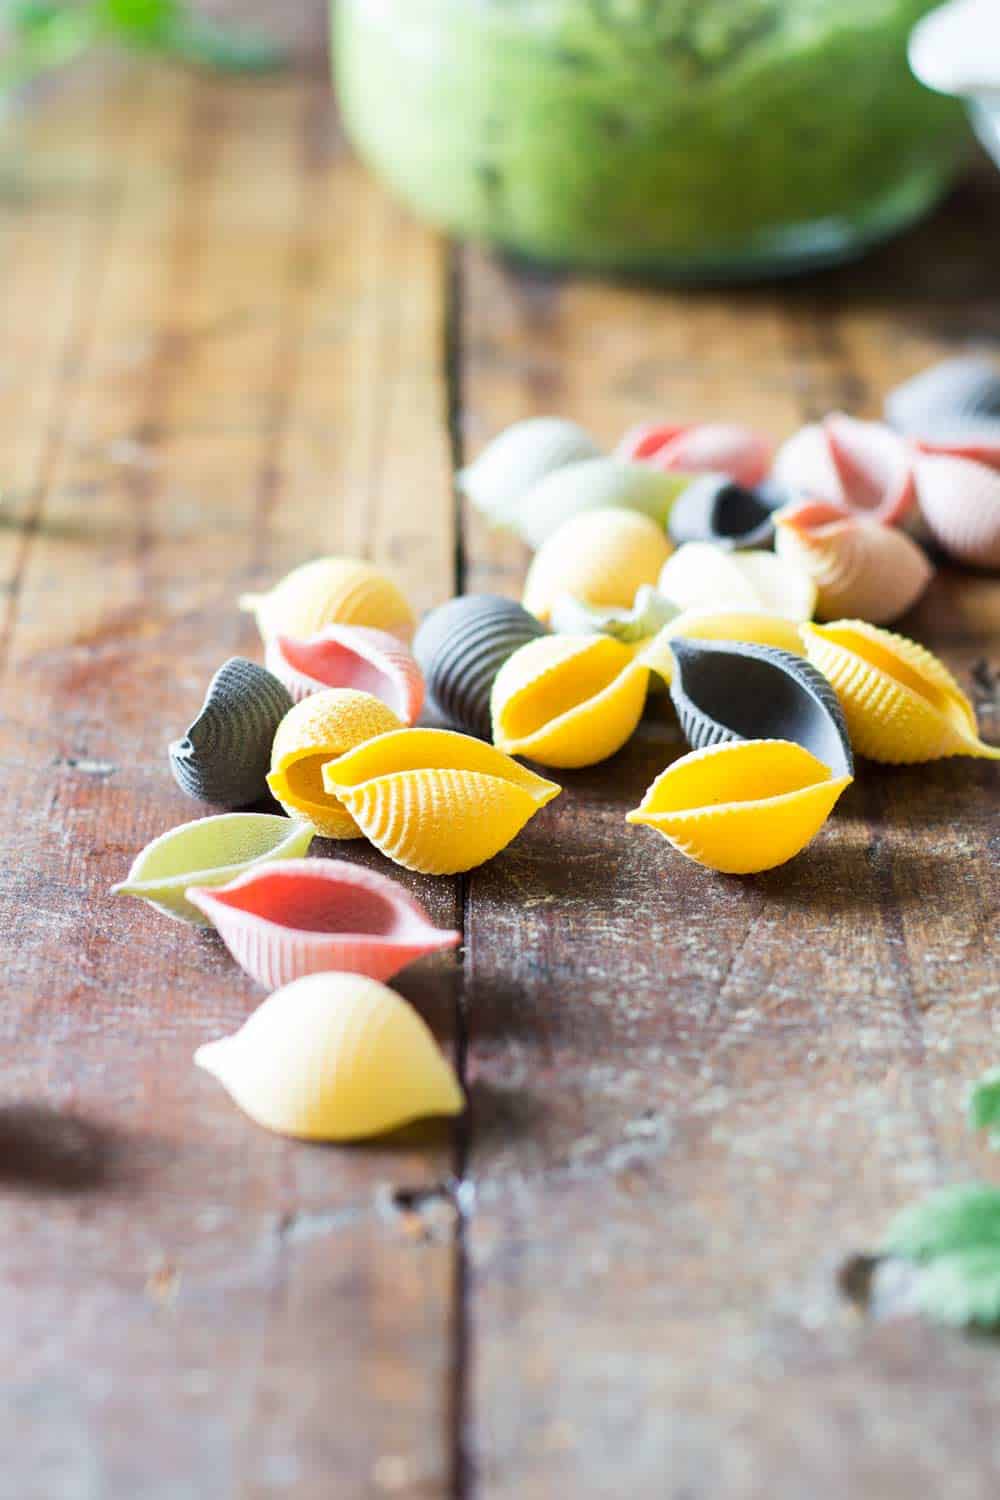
[
  {"x1": 1, "y1": 0, "x2": 284, "y2": 91},
  {"x1": 881, "y1": 1184, "x2": 1000, "y2": 1332},
  {"x1": 968, "y1": 1069, "x2": 1000, "y2": 1149},
  {"x1": 883, "y1": 1184, "x2": 1000, "y2": 1262},
  {"x1": 916, "y1": 1249, "x2": 1000, "y2": 1331}
]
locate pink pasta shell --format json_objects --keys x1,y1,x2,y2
[
  {"x1": 266, "y1": 625, "x2": 425, "y2": 723},
  {"x1": 774, "y1": 500, "x2": 933, "y2": 624},
  {"x1": 912, "y1": 453, "x2": 1000, "y2": 570},
  {"x1": 186, "y1": 859, "x2": 460, "y2": 989},
  {"x1": 774, "y1": 414, "x2": 916, "y2": 525},
  {"x1": 616, "y1": 422, "x2": 772, "y2": 487},
  {"x1": 916, "y1": 436, "x2": 1000, "y2": 471}
]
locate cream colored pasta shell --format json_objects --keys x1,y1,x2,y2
[
  {"x1": 658, "y1": 543, "x2": 816, "y2": 621},
  {"x1": 195, "y1": 973, "x2": 463, "y2": 1141},
  {"x1": 523, "y1": 507, "x2": 672, "y2": 624},
  {"x1": 240, "y1": 557, "x2": 415, "y2": 643}
]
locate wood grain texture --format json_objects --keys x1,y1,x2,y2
[
  {"x1": 457, "y1": 177, "x2": 1000, "y2": 1499},
  {"x1": 0, "y1": 70, "x2": 459, "y2": 1500},
  {"x1": 1, "y1": 58, "x2": 999, "y2": 1500}
]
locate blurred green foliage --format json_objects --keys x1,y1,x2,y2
[{"x1": 1, "y1": 0, "x2": 285, "y2": 88}]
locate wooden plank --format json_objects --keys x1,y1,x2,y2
[
  {"x1": 457, "y1": 174, "x2": 1000, "y2": 1498},
  {"x1": 0, "y1": 69, "x2": 459, "y2": 1500}
]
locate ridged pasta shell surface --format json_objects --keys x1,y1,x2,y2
[
  {"x1": 186, "y1": 859, "x2": 459, "y2": 989},
  {"x1": 266, "y1": 625, "x2": 424, "y2": 722},
  {"x1": 801, "y1": 621, "x2": 1000, "y2": 763},
  {"x1": 667, "y1": 638, "x2": 853, "y2": 775},
  {"x1": 268, "y1": 690, "x2": 405, "y2": 838},
  {"x1": 773, "y1": 414, "x2": 916, "y2": 525},
  {"x1": 111, "y1": 813, "x2": 313, "y2": 925},
  {"x1": 648, "y1": 609, "x2": 806, "y2": 681},
  {"x1": 886, "y1": 357, "x2": 1000, "y2": 441},
  {"x1": 627, "y1": 740, "x2": 852, "y2": 874},
  {"x1": 491, "y1": 634, "x2": 649, "y2": 769},
  {"x1": 617, "y1": 421, "x2": 772, "y2": 488},
  {"x1": 458, "y1": 416, "x2": 602, "y2": 526},
  {"x1": 774, "y1": 501, "x2": 933, "y2": 623},
  {"x1": 548, "y1": 585, "x2": 679, "y2": 644},
  {"x1": 413, "y1": 594, "x2": 547, "y2": 738},
  {"x1": 667, "y1": 475, "x2": 784, "y2": 551},
  {"x1": 912, "y1": 452, "x2": 1000, "y2": 570},
  {"x1": 523, "y1": 507, "x2": 673, "y2": 624},
  {"x1": 508, "y1": 459, "x2": 690, "y2": 549},
  {"x1": 658, "y1": 543, "x2": 816, "y2": 622},
  {"x1": 168, "y1": 658, "x2": 293, "y2": 808},
  {"x1": 240, "y1": 557, "x2": 415, "y2": 643},
  {"x1": 322, "y1": 729, "x2": 561, "y2": 874},
  {"x1": 195, "y1": 973, "x2": 464, "y2": 1141}
]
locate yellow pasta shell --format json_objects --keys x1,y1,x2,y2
[
  {"x1": 627, "y1": 739, "x2": 851, "y2": 874},
  {"x1": 491, "y1": 634, "x2": 648, "y2": 768},
  {"x1": 801, "y1": 620, "x2": 999, "y2": 764},
  {"x1": 240, "y1": 557, "x2": 415, "y2": 643},
  {"x1": 638, "y1": 610, "x2": 805, "y2": 684},
  {"x1": 522, "y1": 507, "x2": 672, "y2": 624},
  {"x1": 268, "y1": 689, "x2": 404, "y2": 837},
  {"x1": 195, "y1": 972, "x2": 463, "y2": 1141},
  {"x1": 322, "y1": 728, "x2": 561, "y2": 874}
]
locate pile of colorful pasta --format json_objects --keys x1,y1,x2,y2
[{"x1": 113, "y1": 357, "x2": 1000, "y2": 1143}]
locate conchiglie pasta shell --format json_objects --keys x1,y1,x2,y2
[
  {"x1": 491, "y1": 634, "x2": 648, "y2": 768},
  {"x1": 773, "y1": 415, "x2": 916, "y2": 524},
  {"x1": 195, "y1": 973, "x2": 463, "y2": 1141},
  {"x1": 886, "y1": 356, "x2": 1000, "y2": 440},
  {"x1": 111, "y1": 813, "x2": 314, "y2": 925},
  {"x1": 268, "y1": 689, "x2": 405, "y2": 838},
  {"x1": 523, "y1": 507, "x2": 672, "y2": 624},
  {"x1": 266, "y1": 625, "x2": 424, "y2": 723},
  {"x1": 801, "y1": 620, "x2": 999, "y2": 763},
  {"x1": 617, "y1": 421, "x2": 772, "y2": 488},
  {"x1": 774, "y1": 502, "x2": 933, "y2": 623},
  {"x1": 658, "y1": 543, "x2": 816, "y2": 622},
  {"x1": 666, "y1": 638, "x2": 853, "y2": 776},
  {"x1": 322, "y1": 728, "x2": 560, "y2": 874},
  {"x1": 413, "y1": 594, "x2": 547, "y2": 738},
  {"x1": 511, "y1": 459, "x2": 689, "y2": 549},
  {"x1": 913, "y1": 453, "x2": 1000, "y2": 569},
  {"x1": 457, "y1": 417, "x2": 602, "y2": 526},
  {"x1": 627, "y1": 740, "x2": 851, "y2": 874},
  {"x1": 240, "y1": 557, "x2": 415, "y2": 643},
  {"x1": 186, "y1": 859, "x2": 459, "y2": 989},
  {"x1": 639, "y1": 609, "x2": 806, "y2": 684},
  {"x1": 168, "y1": 657, "x2": 294, "y2": 808}
]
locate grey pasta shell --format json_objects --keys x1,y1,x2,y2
[
  {"x1": 413, "y1": 595, "x2": 547, "y2": 739},
  {"x1": 169, "y1": 658, "x2": 294, "y2": 807},
  {"x1": 667, "y1": 474, "x2": 785, "y2": 551},
  {"x1": 885, "y1": 356, "x2": 1000, "y2": 441},
  {"x1": 669, "y1": 638, "x2": 853, "y2": 777}
]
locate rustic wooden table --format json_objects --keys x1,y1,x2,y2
[{"x1": 1, "y1": 65, "x2": 998, "y2": 1500}]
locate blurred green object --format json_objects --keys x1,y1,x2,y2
[{"x1": 0, "y1": 0, "x2": 285, "y2": 89}]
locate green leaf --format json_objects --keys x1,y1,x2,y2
[
  {"x1": 968, "y1": 1068, "x2": 1000, "y2": 1149},
  {"x1": 883, "y1": 1184, "x2": 1000, "y2": 1262},
  {"x1": 98, "y1": 0, "x2": 180, "y2": 43},
  {"x1": 916, "y1": 1248, "x2": 1000, "y2": 1331}
]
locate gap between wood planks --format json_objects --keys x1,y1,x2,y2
[{"x1": 444, "y1": 241, "x2": 476, "y2": 1500}]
